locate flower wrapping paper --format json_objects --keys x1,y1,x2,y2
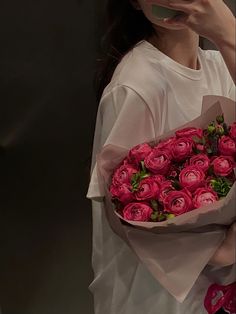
[{"x1": 96, "y1": 96, "x2": 236, "y2": 303}]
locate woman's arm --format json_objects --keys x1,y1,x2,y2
[
  {"x1": 153, "y1": 0, "x2": 236, "y2": 83},
  {"x1": 209, "y1": 222, "x2": 236, "y2": 267},
  {"x1": 213, "y1": 20, "x2": 235, "y2": 85}
]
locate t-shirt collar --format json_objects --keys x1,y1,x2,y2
[{"x1": 139, "y1": 40, "x2": 203, "y2": 81}]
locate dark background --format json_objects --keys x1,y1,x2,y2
[
  {"x1": 0, "y1": 0, "x2": 100, "y2": 313},
  {"x1": 0, "y1": 1, "x2": 235, "y2": 314}
]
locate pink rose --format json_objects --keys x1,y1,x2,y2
[
  {"x1": 179, "y1": 165, "x2": 205, "y2": 192},
  {"x1": 196, "y1": 143, "x2": 205, "y2": 153},
  {"x1": 135, "y1": 177, "x2": 159, "y2": 201},
  {"x1": 211, "y1": 156, "x2": 235, "y2": 177},
  {"x1": 175, "y1": 127, "x2": 203, "y2": 139},
  {"x1": 110, "y1": 183, "x2": 134, "y2": 204},
  {"x1": 152, "y1": 174, "x2": 165, "y2": 184},
  {"x1": 189, "y1": 154, "x2": 210, "y2": 173},
  {"x1": 193, "y1": 187, "x2": 218, "y2": 208},
  {"x1": 128, "y1": 143, "x2": 152, "y2": 165},
  {"x1": 121, "y1": 157, "x2": 133, "y2": 168},
  {"x1": 123, "y1": 202, "x2": 153, "y2": 221},
  {"x1": 155, "y1": 136, "x2": 176, "y2": 152},
  {"x1": 229, "y1": 122, "x2": 236, "y2": 142},
  {"x1": 218, "y1": 135, "x2": 236, "y2": 157},
  {"x1": 158, "y1": 180, "x2": 175, "y2": 203},
  {"x1": 163, "y1": 190, "x2": 193, "y2": 216},
  {"x1": 112, "y1": 164, "x2": 137, "y2": 186},
  {"x1": 170, "y1": 137, "x2": 194, "y2": 162},
  {"x1": 167, "y1": 164, "x2": 180, "y2": 179},
  {"x1": 144, "y1": 149, "x2": 171, "y2": 175},
  {"x1": 168, "y1": 169, "x2": 178, "y2": 179}
]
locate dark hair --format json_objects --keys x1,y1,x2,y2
[{"x1": 95, "y1": 0, "x2": 153, "y2": 102}]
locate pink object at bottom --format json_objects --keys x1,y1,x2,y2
[{"x1": 204, "y1": 282, "x2": 236, "y2": 314}]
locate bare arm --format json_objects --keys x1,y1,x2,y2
[{"x1": 213, "y1": 18, "x2": 236, "y2": 84}]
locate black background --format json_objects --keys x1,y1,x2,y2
[{"x1": 0, "y1": 0, "x2": 101, "y2": 313}]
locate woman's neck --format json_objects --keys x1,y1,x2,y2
[{"x1": 148, "y1": 27, "x2": 200, "y2": 70}]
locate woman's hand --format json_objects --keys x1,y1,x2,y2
[
  {"x1": 209, "y1": 222, "x2": 236, "y2": 267},
  {"x1": 151, "y1": 0, "x2": 235, "y2": 44},
  {"x1": 149, "y1": 0, "x2": 236, "y2": 83}
]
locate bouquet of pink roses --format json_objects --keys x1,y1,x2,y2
[
  {"x1": 109, "y1": 114, "x2": 236, "y2": 223},
  {"x1": 97, "y1": 96, "x2": 236, "y2": 302}
]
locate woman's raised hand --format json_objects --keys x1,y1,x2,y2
[
  {"x1": 150, "y1": 0, "x2": 235, "y2": 45},
  {"x1": 150, "y1": 0, "x2": 236, "y2": 83}
]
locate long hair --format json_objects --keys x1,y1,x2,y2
[
  {"x1": 95, "y1": 0, "x2": 153, "y2": 102},
  {"x1": 95, "y1": 0, "x2": 205, "y2": 102}
]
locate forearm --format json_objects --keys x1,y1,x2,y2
[{"x1": 213, "y1": 18, "x2": 236, "y2": 84}]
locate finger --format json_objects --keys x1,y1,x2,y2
[
  {"x1": 163, "y1": 13, "x2": 189, "y2": 25},
  {"x1": 145, "y1": 0, "x2": 193, "y2": 14},
  {"x1": 167, "y1": 1, "x2": 198, "y2": 14},
  {"x1": 145, "y1": 0, "x2": 178, "y2": 10},
  {"x1": 145, "y1": 0, "x2": 172, "y2": 8}
]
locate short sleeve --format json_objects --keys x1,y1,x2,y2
[
  {"x1": 217, "y1": 51, "x2": 236, "y2": 101},
  {"x1": 87, "y1": 85, "x2": 156, "y2": 199},
  {"x1": 101, "y1": 85, "x2": 156, "y2": 148},
  {"x1": 228, "y1": 84, "x2": 236, "y2": 101}
]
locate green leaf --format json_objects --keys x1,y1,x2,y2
[
  {"x1": 216, "y1": 114, "x2": 224, "y2": 124},
  {"x1": 166, "y1": 213, "x2": 175, "y2": 220},
  {"x1": 158, "y1": 213, "x2": 167, "y2": 222},
  {"x1": 215, "y1": 125, "x2": 225, "y2": 136},
  {"x1": 193, "y1": 147, "x2": 202, "y2": 155},
  {"x1": 150, "y1": 200, "x2": 159, "y2": 211},
  {"x1": 207, "y1": 123, "x2": 216, "y2": 134},
  {"x1": 140, "y1": 161, "x2": 147, "y2": 173},
  {"x1": 151, "y1": 212, "x2": 159, "y2": 222},
  {"x1": 140, "y1": 172, "x2": 150, "y2": 179},
  {"x1": 192, "y1": 136, "x2": 202, "y2": 144},
  {"x1": 210, "y1": 177, "x2": 233, "y2": 197},
  {"x1": 206, "y1": 148, "x2": 213, "y2": 154},
  {"x1": 131, "y1": 169, "x2": 150, "y2": 192}
]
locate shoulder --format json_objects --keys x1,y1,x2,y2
[
  {"x1": 100, "y1": 84, "x2": 151, "y2": 119},
  {"x1": 199, "y1": 48, "x2": 222, "y2": 61},
  {"x1": 199, "y1": 48, "x2": 234, "y2": 95},
  {"x1": 199, "y1": 48, "x2": 228, "y2": 71},
  {"x1": 103, "y1": 41, "x2": 166, "y2": 100}
]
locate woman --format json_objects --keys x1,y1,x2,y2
[{"x1": 87, "y1": 1, "x2": 236, "y2": 313}]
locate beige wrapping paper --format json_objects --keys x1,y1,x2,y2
[{"x1": 97, "y1": 96, "x2": 236, "y2": 303}]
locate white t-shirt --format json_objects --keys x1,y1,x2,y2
[{"x1": 87, "y1": 40, "x2": 235, "y2": 314}]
